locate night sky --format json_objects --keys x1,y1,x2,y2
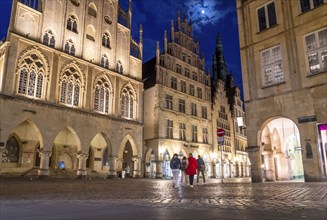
[{"x1": 0, "y1": 0, "x2": 243, "y2": 93}]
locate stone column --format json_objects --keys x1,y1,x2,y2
[
  {"x1": 108, "y1": 156, "x2": 118, "y2": 179},
  {"x1": 145, "y1": 163, "x2": 150, "y2": 178},
  {"x1": 230, "y1": 163, "x2": 234, "y2": 178},
  {"x1": 155, "y1": 160, "x2": 163, "y2": 178},
  {"x1": 132, "y1": 157, "x2": 141, "y2": 178},
  {"x1": 236, "y1": 164, "x2": 240, "y2": 177},
  {"x1": 38, "y1": 150, "x2": 52, "y2": 178},
  {"x1": 246, "y1": 146, "x2": 263, "y2": 183},
  {"x1": 274, "y1": 153, "x2": 288, "y2": 180},
  {"x1": 77, "y1": 153, "x2": 88, "y2": 178},
  {"x1": 262, "y1": 150, "x2": 275, "y2": 182},
  {"x1": 211, "y1": 162, "x2": 216, "y2": 178}
]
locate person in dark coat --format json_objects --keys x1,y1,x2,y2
[
  {"x1": 185, "y1": 153, "x2": 198, "y2": 187},
  {"x1": 170, "y1": 153, "x2": 181, "y2": 188},
  {"x1": 197, "y1": 155, "x2": 206, "y2": 184}
]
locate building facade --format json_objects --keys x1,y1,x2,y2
[
  {"x1": 0, "y1": 0, "x2": 144, "y2": 178},
  {"x1": 143, "y1": 12, "x2": 250, "y2": 180},
  {"x1": 237, "y1": 0, "x2": 327, "y2": 182}
]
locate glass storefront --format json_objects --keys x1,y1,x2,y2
[{"x1": 318, "y1": 123, "x2": 327, "y2": 178}]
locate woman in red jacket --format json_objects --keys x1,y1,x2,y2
[{"x1": 185, "y1": 153, "x2": 198, "y2": 187}]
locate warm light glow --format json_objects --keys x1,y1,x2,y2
[{"x1": 237, "y1": 117, "x2": 244, "y2": 127}]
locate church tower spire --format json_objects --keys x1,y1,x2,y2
[{"x1": 212, "y1": 33, "x2": 228, "y2": 82}]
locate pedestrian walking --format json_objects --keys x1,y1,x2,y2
[
  {"x1": 170, "y1": 153, "x2": 181, "y2": 188},
  {"x1": 180, "y1": 156, "x2": 188, "y2": 186},
  {"x1": 197, "y1": 155, "x2": 206, "y2": 184},
  {"x1": 186, "y1": 153, "x2": 198, "y2": 188}
]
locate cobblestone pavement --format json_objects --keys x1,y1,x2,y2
[{"x1": 1, "y1": 178, "x2": 326, "y2": 220}]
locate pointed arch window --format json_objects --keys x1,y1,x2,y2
[
  {"x1": 102, "y1": 33, "x2": 111, "y2": 49},
  {"x1": 17, "y1": 53, "x2": 46, "y2": 99},
  {"x1": 67, "y1": 15, "x2": 78, "y2": 33},
  {"x1": 93, "y1": 77, "x2": 111, "y2": 114},
  {"x1": 101, "y1": 54, "x2": 109, "y2": 69},
  {"x1": 64, "y1": 39, "x2": 75, "y2": 56},
  {"x1": 43, "y1": 30, "x2": 55, "y2": 48},
  {"x1": 121, "y1": 86, "x2": 135, "y2": 119},
  {"x1": 2, "y1": 136, "x2": 19, "y2": 163},
  {"x1": 60, "y1": 66, "x2": 82, "y2": 107},
  {"x1": 116, "y1": 60, "x2": 123, "y2": 74}
]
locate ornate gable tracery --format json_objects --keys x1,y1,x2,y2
[
  {"x1": 59, "y1": 60, "x2": 85, "y2": 88},
  {"x1": 15, "y1": 46, "x2": 50, "y2": 80}
]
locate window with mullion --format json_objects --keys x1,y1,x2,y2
[
  {"x1": 179, "y1": 123, "x2": 186, "y2": 140},
  {"x1": 179, "y1": 99, "x2": 185, "y2": 113},
  {"x1": 180, "y1": 81, "x2": 186, "y2": 93},
  {"x1": 305, "y1": 28, "x2": 327, "y2": 74},
  {"x1": 257, "y1": 1, "x2": 277, "y2": 32},
  {"x1": 171, "y1": 77, "x2": 177, "y2": 89},
  {"x1": 166, "y1": 119, "x2": 173, "y2": 138},
  {"x1": 191, "y1": 103, "x2": 197, "y2": 116},
  {"x1": 261, "y1": 45, "x2": 284, "y2": 86},
  {"x1": 202, "y1": 127, "x2": 208, "y2": 144},
  {"x1": 300, "y1": 0, "x2": 325, "y2": 13},
  {"x1": 192, "y1": 125, "x2": 197, "y2": 142},
  {"x1": 201, "y1": 106, "x2": 207, "y2": 119},
  {"x1": 165, "y1": 95, "x2": 173, "y2": 109},
  {"x1": 189, "y1": 84, "x2": 194, "y2": 96}
]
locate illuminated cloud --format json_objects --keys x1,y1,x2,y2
[
  {"x1": 137, "y1": 0, "x2": 233, "y2": 33},
  {"x1": 185, "y1": 0, "x2": 233, "y2": 32}
]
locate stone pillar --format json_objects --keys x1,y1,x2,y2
[
  {"x1": 108, "y1": 156, "x2": 118, "y2": 179},
  {"x1": 145, "y1": 163, "x2": 150, "y2": 178},
  {"x1": 246, "y1": 146, "x2": 263, "y2": 183},
  {"x1": 211, "y1": 162, "x2": 216, "y2": 178},
  {"x1": 76, "y1": 153, "x2": 88, "y2": 178},
  {"x1": 274, "y1": 153, "x2": 288, "y2": 180},
  {"x1": 262, "y1": 150, "x2": 275, "y2": 182},
  {"x1": 38, "y1": 150, "x2": 52, "y2": 178},
  {"x1": 155, "y1": 160, "x2": 163, "y2": 178},
  {"x1": 132, "y1": 157, "x2": 141, "y2": 178},
  {"x1": 235, "y1": 163, "x2": 239, "y2": 177}
]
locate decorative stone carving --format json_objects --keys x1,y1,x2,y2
[
  {"x1": 70, "y1": 0, "x2": 80, "y2": 7},
  {"x1": 104, "y1": 16, "x2": 112, "y2": 25}
]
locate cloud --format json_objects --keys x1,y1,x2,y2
[
  {"x1": 136, "y1": 0, "x2": 232, "y2": 32},
  {"x1": 185, "y1": 0, "x2": 234, "y2": 33}
]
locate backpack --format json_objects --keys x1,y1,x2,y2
[{"x1": 170, "y1": 157, "x2": 180, "y2": 169}]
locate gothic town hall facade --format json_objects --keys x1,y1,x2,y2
[{"x1": 0, "y1": 0, "x2": 144, "y2": 178}]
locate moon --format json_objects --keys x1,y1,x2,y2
[{"x1": 201, "y1": 10, "x2": 205, "y2": 14}]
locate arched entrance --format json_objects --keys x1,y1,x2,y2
[
  {"x1": 2, "y1": 120, "x2": 43, "y2": 170},
  {"x1": 260, "y1": 117, "x2": 304, "y2": 182},
  {"x1": 51, "y1": 127, "x2": 80, "y2": 172},
  {"x1": 123, "y1": 141, "x2": 133, "y2": 178},
  {"x1": 87, "y1": 133, "x2": 111, "y2": 173}
]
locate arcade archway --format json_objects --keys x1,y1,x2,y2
[{"x1": 260, "y1": 117, "x2": 304, "y2": 182}]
